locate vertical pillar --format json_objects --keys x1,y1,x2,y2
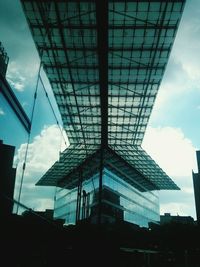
[
  {"x1": 82, "y1": 190, "x2": 87, "y2": 220},
  {"x1": 86, "y1": 192, "x2": 90, "y2": 218},
  {"x1": 75, "y1": 169, "x2": 83, "y2": 224},
  {"x1": 98, "y1": 148, "x2": 104, "y2": 225}
]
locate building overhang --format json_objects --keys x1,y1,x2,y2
[
  {"x1": 21, "y1": 0, "x2": 184, "y2": 192},
  {"x1": 37, "y1": 145, "x2": 179, "y2": 191}
]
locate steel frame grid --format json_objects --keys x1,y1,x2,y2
[
  {"x1": 37, "y1": 145, "x2": 179, "y2": 191},
  {"x1": 21, "y1": 0, "x2": 185, "y2": 191},
  {"x1": 24, "y1": 0, "x2": 101, "y2": 152},
  {"x1": 107, "y1": 0, "x2": 180, "y2": 146}
]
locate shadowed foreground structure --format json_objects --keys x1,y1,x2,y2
[{"x1": 2, "y1": 213, "x2": 200, "y2": 267}]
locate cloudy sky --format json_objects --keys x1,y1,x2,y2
[{"x1": 0, "y1": 0, "x2": 200, "y2": 218}]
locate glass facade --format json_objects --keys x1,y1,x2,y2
[
  {"x1": 21, "y1": 0, "x2": 185, "y2": 149},
  {"x1": 23, "y1": 0, "x2": 183, "y2": 191},
  {"x1": 54, "y1": 168, "x2": 159, "y2": 228},
  {"x1": 21, "y1": 0, "x2": 185, "y2": 227}
]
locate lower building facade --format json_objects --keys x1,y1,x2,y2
[
  {"x1": 54, "y1": 168, "x2": 159, "y2": 228},
  {"x1": 160, "y1": 213, "x2": 194, "y2": 225}
]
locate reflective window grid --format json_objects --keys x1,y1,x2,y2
[{"x1": 54, "y1": 168, "x2": 159, "y2": 228}]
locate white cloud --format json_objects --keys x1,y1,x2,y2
[
  {"x1": 142, "y1": 126, "x2": 197, "y2": 177},
  {"x1": 151, "y1": 58, "x2": 199, "y2": 119},
  {"x1": 0, "y1": 107, "x2": 5, "y2": 115},
  {"x1": 159, "y1": 184, "x2": 196, "y2": 218},
  {"x1": 22, "y1": 101, "x2": 28, "y2": 108},
  {"x1": 6, "y1": 60, "x2": 40, "y2": 92},
  {"x1": 14, "y1": 124, "x2": 69, "y2": 214},
  {"x1": 160, "y1": 202, "x2": 192, "y2": 217},
  {"x1": 8, "y1": 79, "x2": 25, "y2": 92},
  {"x1": 172, "y1": 1, "x2": 200, "y2": 82},
  {"x1": 6, "y1": 61, "x2": 26, "y2": 92},
  {"x1": 142, "y1": 126, "x2": 197, "y2": 219},
  {"x1": 30, "y1": 198, "x2": 54, "y2": 212}
]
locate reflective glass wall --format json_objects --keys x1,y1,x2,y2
[{"x1": 54, "y1": 168, "x2": 159, "y2": 227}]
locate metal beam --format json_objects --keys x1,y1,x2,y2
[
  {"x1": 132, "y1": 2, "x2": 169, "y2": 142},
  {"x1": 44, "y1": 64, "x2": 165, "y2": 71},
  {"x1": 38, "y1": 45, "x2": 171, "y2": 53},
  {"x1": 57, "y1": 148, "x2": 102, "y2": 187},
  {"x1": 75, "y1": 169, "x2": 83, "y2": 224},
  {"x1": 35, "y1": 1, "x2": 80, "y2": 143},
  {"x1": 49, "y1": 80, "x2": 160, "y2": 85},
  {"x1": 96, "y1": 0, "x2": 108, "y2": 225},
  {"x1": 0, "y1": 73, "x2": 31, "y2": 133},
  {"x1": 31, "y1": 23, "x2": 177, "y2": 30},
  {"x1": 21, "y1": 0, "x2": 185, "y2": 3},
  {"x1": 97, "y1": 0, "x2": 108, "y2": 148},
  {"x1": 54, "y1": 1, "x2": 89, "y2": 152}
]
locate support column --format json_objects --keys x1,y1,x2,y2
[{"x1": 75, "y1": 169, "x2": 83, "y2": 224}]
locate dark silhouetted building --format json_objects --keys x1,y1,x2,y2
[
  {"x1": 22, "y1": 208, "x2": 65, "y2": 226},
  {"x1": 160, "y1": 213, "x2": 194, "y2": 225},
  {"x1": 192, "y1": 151, "x2": 200, "y2": 224},
  {"x1": 0, "y1": 140, "x2": 16, "y2": 216},
  {"x1": 21, "y1": 0, "x2": 185, "y2": 227},
  {"x1": 0, "y1": 42, "x2": 9, "y2": 77},
  {"x1": 22, "y1": 208, "x2": 54, "y2": 220}
]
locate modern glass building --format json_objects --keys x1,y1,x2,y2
[
  {"x1": 21, "y1": 0, "x2": 185, "y2": 227},
  {"x1": 54, "y1": 167, "x2": 160, "y2": 227}
]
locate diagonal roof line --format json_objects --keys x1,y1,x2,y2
[{"x1": 36, "y1": 144, "x2": 179, "y2": 191}]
